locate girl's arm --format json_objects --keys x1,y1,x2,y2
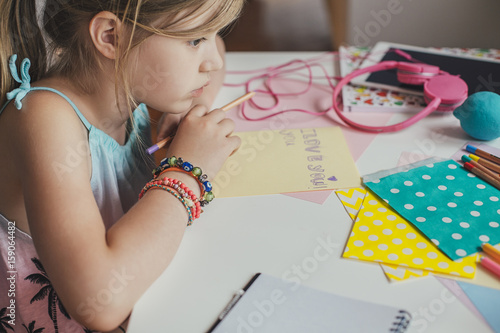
[{"x1": 12, "y1": 91, "x2": 239, "y2": 331}]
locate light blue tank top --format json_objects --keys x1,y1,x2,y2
[{"x1": 1, "y1": 55, "x2": 156, "y2": 228}]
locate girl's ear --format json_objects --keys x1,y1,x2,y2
[{"x1": 89, "y1": 11, "x2": 122, "y2": 60}]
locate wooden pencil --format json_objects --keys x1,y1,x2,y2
[
  {"x1": 466, "y1": 144, "x2": 500, "y2": 165},
  {"x1": 482, "y1": 243, "x2": 500, "y2": 265},
  {"x1": 469, "y1": 154, "x2": 500, "y2": 174},
  {"x1": 480, "y1": 257, "x2": 500, "y2": 280},
  {"x1": 464, "y1": 162, "x2": 500, "y2": 190},
  {"x1": 219, "y1": 91, "x2": 256, "y2": 112},
  {"x1": 146, "y1": 92, "x2": 255, "y2": 155},
  {"x1": 462, "y1": 155, "x2": 500, "y2": 181}
]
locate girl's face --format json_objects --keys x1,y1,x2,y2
[{"x1": 128, "y1": 9, "x2": 224, "y2": 114}]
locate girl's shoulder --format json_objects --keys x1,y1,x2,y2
[
  {"x1": 3, "y1": 79, "x2": 88, "y2": 137},
  {"x1": 0, "y1": 78, "x2": 90, "y2": 171},
  {"x1": 6, "y1": 75, "x2": 83, "y2": 117}
]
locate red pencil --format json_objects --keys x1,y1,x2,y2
[{"x1": 464, "y1": 162, "x2": 500, "y2": 190}]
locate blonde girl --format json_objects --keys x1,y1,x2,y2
[{"x1": 0, "y1": 0, "x2": 243, "y2": 332}]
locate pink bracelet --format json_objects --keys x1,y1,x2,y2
[
  {"x1": 139, "y1": 177, "x2": 203, "y2": 224},
  {"x1": 160, "y1": 177, "x2": 202, "y2": 219},
  {"x1": 139, "y1": 181, "x2": 195, "y2": 226}
]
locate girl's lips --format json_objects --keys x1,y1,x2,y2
[
  {"x1": 191, "y1": 82, "x2": 210, "y2": 98},
  {"x1": 191, "y1": 86, "x2": 204, "y2": 98}
]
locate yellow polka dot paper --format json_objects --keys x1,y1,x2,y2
[
  {"x1": 336, "y1": 188, "x2": 433, "y2": 282},
  {"x1": 342, "y1": 189, "x2": 477, "y2": 279}
]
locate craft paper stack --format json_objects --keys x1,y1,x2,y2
[
  {"x1": 337, "y1": 188, "x2": 477, "y2": 280},
  {"x1": 336, "y1": 149, "x2": 500, "y2": 284},
  {"x1": 364, "y1": 159, "x2": 500, "y2": 261}
]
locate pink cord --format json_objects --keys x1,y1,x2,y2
[
  {"x1": 224, "y1": 51, "x2": 345, "y2": 121},
  {"x1": 224, "y1": 49, "x2": 449, "y2": 132}
]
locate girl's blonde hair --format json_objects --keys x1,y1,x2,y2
[{"x1": 0, "y1": 0, "x2": 244, "y2": 107}]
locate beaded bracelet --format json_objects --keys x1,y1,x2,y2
[
  {"x1": 139, "y1": 176, "x2": 202, "y2": 220},
  {"x1": 161, "y1": 177, "x2": 202, "y2": 219},
  {"x1": 153, "y1": 156, "x2": 215, "y2": 207},
  {"x1": 139, "y1": 181, "x2": 195, "y2": 226}
]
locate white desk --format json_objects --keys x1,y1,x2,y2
[{"x1": 128, "y1": 52, "x2": 500, "y2": 333}]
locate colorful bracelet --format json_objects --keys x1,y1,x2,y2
[
  {"x1": 139, "y1": 176, "x2": 202, "y2": 220},
  {"x1": 160, "y1": 177, "x2": 202, "y2": 219},
  {"x1": 139, "y1": 181, "x2": 195, "y2": 226},
  {"x1": 153, "y1": 156, "x2": 215, "y2": 207}
]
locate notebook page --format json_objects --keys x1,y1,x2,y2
[{"x1": 211, "y1": 273, "x2": 410, "y2": 333}]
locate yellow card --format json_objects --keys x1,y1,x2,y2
[
  {"x1": 213, "y1": 127, "x2": 361, "y2": 198},
  {"x1": 337, "y1": 188, "x2": 432, "y2": 282},
  {"x1": 342, "y1": 189, "x2": 477, "y2": 279}
]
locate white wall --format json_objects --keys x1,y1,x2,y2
[{"x1": 345, "y1": 0, "x2": 500, "y2": 48}]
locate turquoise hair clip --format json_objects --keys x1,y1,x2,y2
[{"x1": 6, "y1": 54, "x2": 32, "y2": 110}]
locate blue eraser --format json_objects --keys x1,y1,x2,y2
[{"x1": 465, "y1": 145, "x2": 477, "y2": 153}]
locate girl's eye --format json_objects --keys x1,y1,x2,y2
[{"x1": 188, "y1": 38, "x2": 207, "y2": 47}]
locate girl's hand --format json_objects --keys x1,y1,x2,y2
[
  {"x1": 166, "y1": 105, "x2": 241, "y2": 179},
  {"x1": 156, "y1": 111, "x2": 187, "y2": 142}
]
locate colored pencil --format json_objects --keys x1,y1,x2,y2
[
  {"x1": 469, "y1": 153, "x2": 500, "y2": 174},
  {"x1": 219, "y1": 91, "x2": 256, "y2": 112},
  {"x1": 463, "y1": 162, "x2": 500, "y2": 190},
  {"x1": 482, "y1": 243, "x2": 500, "y2": 265},
  {"x1": 461, "y1": 155, "x2": 500, "y2": 180},
  {"x1": 479, "y1": 257, "x2": 500, "y2": 280},
  {"x1": 466, "y1": 144, "x2": 500, "y2": 165},
  {"x1": 146, "y1": 92, "x2": 255, "y2": 155}
]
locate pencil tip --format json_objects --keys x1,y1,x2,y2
[{"x1": 146, "y1": 145, "x2": 159, "y2": 155}]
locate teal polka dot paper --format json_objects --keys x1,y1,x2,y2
[{"x1": 365, "y1": 160, "x2": 500, "y2": 260}]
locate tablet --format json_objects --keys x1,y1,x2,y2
[{"x1": 350, "y1": 41, "x2": 500, "y2": 96}]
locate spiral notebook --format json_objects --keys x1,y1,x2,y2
[{"x1": 208, "y1": 273, "x2": 412, "y2": 333}]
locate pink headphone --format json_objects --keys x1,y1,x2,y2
[{"x1": 332, "y1": 59, "x2": 469, "y2": 132}]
